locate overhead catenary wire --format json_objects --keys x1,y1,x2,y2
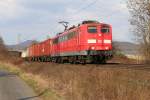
[
  {"x1": 67, "y1": 1, "x2": 126, "y2": 23},
  {"x1": 21, "y1": 21, "x2": 61, "y2": 42},
  {"x1": 74, "y1": 0, "x2": 99, "y2": 14},
  {"x1": 23, "y1": 0, "x2": 100, "y2": 41},
  {"x1": 30, "y1": 1, "x2": 101, "y2": 41},
  {"x1": 22, "y1": 0, "x2": 124, "y2": 42},
  {"x1": 64, "y1": 0, "x2": 101, "y2": 22}
]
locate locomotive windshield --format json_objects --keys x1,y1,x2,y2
[
  {"x1": 88, "y1": 26, "x2": 97, "y2": 33},
  {"x1": 101, "y1": 26, "x2": 110, "y2": 33}
]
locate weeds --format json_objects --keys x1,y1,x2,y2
[
  {"x1": 0, "y1": 62, "x2": 63, "y2": 100},
  {"x1": 20, "y1": 63, "x2": 150, "y2": 100},
  {"x1": 0, "y1": 60, "x2": 150, "y2": 100}
]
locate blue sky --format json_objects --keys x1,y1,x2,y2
[{"x1": 0, "y1": 0, "x2": 132, "y2": 45}]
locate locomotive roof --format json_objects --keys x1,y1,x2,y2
[
  {"x1": 82, "y1": 20, "x2": 100, "y2": 24},
  {"x1": 54, "y1": 20, "x2": 111, "y2": 38}
]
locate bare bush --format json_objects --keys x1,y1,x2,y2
[
  {"x1": 127, "y1": 0, "x2": 150, "y2": 63},
  {"x1": 20, "y1": 63, "x2": 150, "y2": 100},
  {"x1": 0, "y1": 36, "x2": 9, "y2": 59}
]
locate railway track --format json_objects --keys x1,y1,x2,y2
[
  {"x1": 90, "y1": 63, "x2": 150, "y2": 70},
  {"x1": 24, "y1": 60, "x2": 149, "y2": 71}
]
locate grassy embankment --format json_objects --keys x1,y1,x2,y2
[
  {"x1": 0, "y1": 61, "x2": 150, "y2": 100},
  {"x1": 0, "y1": 62, "x2": 63, "y2": 100}
]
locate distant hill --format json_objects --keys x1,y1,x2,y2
[
  {"x1": 113, "y1": 41, "x2": 139, "y2": 55},
  {"x1": 7, "y1": 40, "x2": 139, "y2": 55},
  {"x1": 6, "y1": 40, "x2": 37, "y2": 51}
]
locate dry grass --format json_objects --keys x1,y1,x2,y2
[
  {"x1": 0, "y1": 53, "x2": 150, "y2": 100},
  {"x1": 19, "y1": 62, "x2": 150, "y2": 100},
  {"x1": 0, "y1": 62, "x2": 63, "y2": 100}
]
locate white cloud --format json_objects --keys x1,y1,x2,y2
[
  {"x1": 113, "y1": 3, "x2": 129, "y2": 14},
  {"x1": 0, "y1": 0, "x2": 19, "y2": 19}
]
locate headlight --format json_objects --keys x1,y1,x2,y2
[
  {"x1": 104, "y1": 40, "x2": 111, "y2": 44},
  {"x1": 88, "y1": 39, "x2": 96, "y2": 43}
]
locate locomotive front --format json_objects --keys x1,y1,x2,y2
[{"x1": 78, "y1": 21, "x2": 113, "y2": 63}]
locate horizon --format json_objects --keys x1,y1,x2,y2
[{"x1": 6, "y1": 39, "x2": 136, "y2": 46}]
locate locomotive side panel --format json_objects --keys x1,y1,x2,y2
[
  {"x1": 35, "y1": 44, "x2": 39, "y2": 57},
  {"x1": 45, "y1": 39, "x2": 52, "y2": 56},
  {"x1": 59, "y1": 29, "x2": 79, "y2": 56}
]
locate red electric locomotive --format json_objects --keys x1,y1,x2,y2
[
  {"x1": 51, "y1": 20, "x2": 112, "y2": 63},
  {"x1": 24, "y1": 20, "x2": 113, "y2": 64}
]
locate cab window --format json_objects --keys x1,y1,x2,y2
[
  {"x1": 101, "y1": 26, "x2": 110, "y2": 33},
  {"x1": 88, "y1": 26, "x2": 97, "y2": 33}
]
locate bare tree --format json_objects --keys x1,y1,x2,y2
[
  {"x1": 0, "y1": 36, "x2": 7, "y2": 52},
  {"x1": 127, "y1": 0, "x2": 150, "y2": 63},
  {"x1": 0, "y1": 36, "x2": 9, "y2": 59}
]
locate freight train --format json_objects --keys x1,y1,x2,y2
[{"x1": 21, "y1": 20, "x2": 113, "y2": 64}]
